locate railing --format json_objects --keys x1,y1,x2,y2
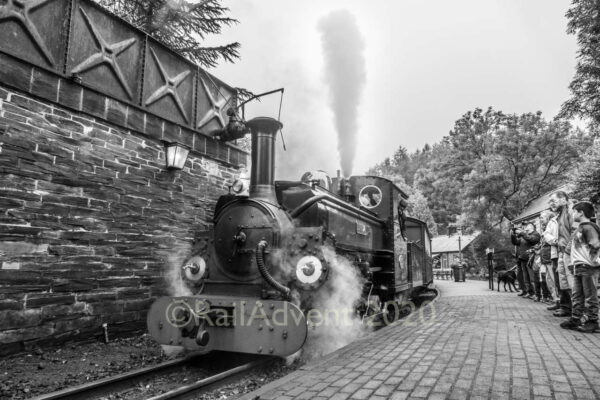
[{"x1": 433, "y1": 268, "x2": 453, "y2": 280}]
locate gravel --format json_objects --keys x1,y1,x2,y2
[{"x1": 0, "y1": 334, "x2": 175, "y2": 399}]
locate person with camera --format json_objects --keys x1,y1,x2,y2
[
  {"x1": 511, "y1": 222, "x2": 541, "y2": 298},
  {"x1": 511, "y1": 223, "x2": 526, "y2": 291}
]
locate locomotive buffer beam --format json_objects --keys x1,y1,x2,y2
[{"x1": 147, "y1": 296, "x2": 308, "y2": 357}]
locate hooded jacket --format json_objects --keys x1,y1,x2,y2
[{"x1": 511, "y1": 229, "x2": 541, "y2": 261}]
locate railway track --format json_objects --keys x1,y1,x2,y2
[
  {"x1": 30, "y1": 353, "x2": 267, "y2": 400},
  {"x1": 28, "y1": 291, "x2": 437, "y2": 400}
]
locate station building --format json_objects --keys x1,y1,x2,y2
[
  {"x1": 511, "y1": 184, "x2": 571, "y2": 230},
  {"x1": 431, "y1": 232, "x2": 480, "y2": 270}
]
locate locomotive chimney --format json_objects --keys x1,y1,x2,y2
[{"x1": 246, "y1": 117, "x2": 283, "y2": 202}]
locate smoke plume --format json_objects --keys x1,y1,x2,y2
[{"x1": 318, "y1": 10, "x2": 366, "y2": 177}]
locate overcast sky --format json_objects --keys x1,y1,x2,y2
[{"x1": 204, "y1": 0, "x2": 578, "y2": 180}]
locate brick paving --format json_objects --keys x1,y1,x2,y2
[{"x1": 241, "y1": 280, "x2": 600, "y2": 400}]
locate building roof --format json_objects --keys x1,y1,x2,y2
[
  {"x1": 432, "y1": 232, "x2": 480, "y2": 254},
  {"x1": 512, "y1": 184, "x2": 571, "y2": 224}
]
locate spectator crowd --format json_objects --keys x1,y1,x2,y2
[{"x1": 510, "y1": 191, "x2": 600, "y2": 333}]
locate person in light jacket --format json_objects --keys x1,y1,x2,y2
[{"x1": 541, "y1": 209, "x2": 560, "y2": 309}]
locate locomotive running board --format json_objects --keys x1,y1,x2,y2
[{"x1": 147, "y1": 296, "x2": 308, "y2": 357}]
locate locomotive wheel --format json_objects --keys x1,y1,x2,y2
[
  {"x1": 383, "y1": 298, "x2": 415, "y2": 326},
  {"x1": 384, "y1": 301, "x2": 411, "y2": 325},
  {"x1": 384, "y1": 301, "x2": 400, "y2": 325}
]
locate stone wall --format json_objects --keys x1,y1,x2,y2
[{"x1": 0, "y1": 81, "x2": 246, "y2": 355}]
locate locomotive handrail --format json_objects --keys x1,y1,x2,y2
[
  {"x1": 256, "y1": 240, "x2": 291, "y2": 299},
  {"x1": 289, "y1": 195, "x2": 385, "y2": 224}
]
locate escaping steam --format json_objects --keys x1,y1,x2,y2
[
  {"x1": 318, "y1": 10, "x2": 366, "y2": 177},
  {"x1": 157, "y1": 242, "x2": 194, "y2": 357},
  {"x1": 159, "y1": 242, "x2": 193, "y2": 297},
  {"x1": 303, "y1": 246, "x2": 366, "y2": 358},
  {"x1": 271, "y1": 244, "x2": 367, "y2": 359}
]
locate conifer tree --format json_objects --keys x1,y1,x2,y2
[
  {"x1": 571, "y1": 139, "x2": 600, "y2": 199},
  {"x1": 93, "y1": 0, "x2": 240, "y2": 68}
]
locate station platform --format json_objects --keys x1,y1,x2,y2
[{"x1": 241, "y1": 280, "x2": 600, "y2": 400}]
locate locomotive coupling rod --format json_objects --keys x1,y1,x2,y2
[{"x1": 256, "y1": 240, "x2": 291, "y2": 299}]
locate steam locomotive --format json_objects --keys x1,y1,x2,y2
[{"x1": 147, "y1": 117, "x2": 433, "y2": 357}]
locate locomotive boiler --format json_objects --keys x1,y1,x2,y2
[{"x1": 147, "y1": 117, "x2": 433, "y2": 357}]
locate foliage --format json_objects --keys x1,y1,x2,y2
[
  {"x1": 441, "y1": 108, "x2": 589, "y2": 229},
  {"x1": 367, "y1": 165, "x2": 438, "y2": 236},
  {"x1": 93, "y1": 0, "x2": 240, "y2": 68},
  {"x1": 369, "y1": 107, "x2": 593, "y2": 235},
  {"x1": 571, "y1": 138, "x2": 600, "y2": 199},
  {"x1": 559, "y1": 0, "x2": 600, "y2": 130},
  {"x1": 467, "y1": 229, "x2": 515, "y2": 274}
]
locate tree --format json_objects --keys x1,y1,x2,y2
[
  {"x1": 436, "y1": 108, "x2": 590, "y2": 230},
  {"x1": 406, "y1": 188, "x2": 438, "y2": 236},
  {"x1": 367, "y1": 143, "x2": 434, "y2": 186},
  {"x1": 560, "y1": 0, "x2": 600, "y2": 131},
  {"x1": 368, "y1": 107, "x2": 593, "y2": 235},
  {"x1": 413, "y1": 141, "x2": 462, "y2": 233},
  {"x1": 465, "y1": 228, "x2": 516, "y2": 275},
  {"x1": 93, "y1": 0, "x2": 240, "y2": 68},
  {"x1": 368, "y1": 174, "x2": 439, "y2": 236},
  {"x1": 571, "y1": 138, "x2": 600, "y2": 199}
]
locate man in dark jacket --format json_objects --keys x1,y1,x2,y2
[{"x1": 511, "y1": 222, "x2": 541, "y2": 297}]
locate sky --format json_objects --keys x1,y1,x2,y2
[{"x1": 203, "y1": 0, "x2": 578, "y2": 180}]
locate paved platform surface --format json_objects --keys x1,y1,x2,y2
[{"x1": 240, "y1": 279, "x2": 600, "y2": 400}]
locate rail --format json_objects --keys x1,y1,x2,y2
[
  {"x1": 30, "y1": 355, "x2": 266, "y2": 400},
  {"x1": 433, "y1": 268, "x2": 453, "y2": 280},
  {"x1": 30, "y1": 356, "x2": 194, "y2": 400},
  {"x1": 147, "y1": 360, "x2": 264, "y2": 400}
]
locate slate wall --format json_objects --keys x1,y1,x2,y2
[
  {"x1": 0, "y1": 81, "x2": 246, "y2": 355},
  {"x1": 0, "y1": 0, "x2": 249, "y2": 355}
]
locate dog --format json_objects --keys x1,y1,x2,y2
[{"x1": 496, "y1": 265, "x2": 518, "y2": 292}]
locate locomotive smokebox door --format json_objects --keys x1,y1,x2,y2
[{"x1": 213, "y1": 200, "x2": 285, "y2": 281}]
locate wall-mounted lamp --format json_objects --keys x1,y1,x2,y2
[{"x1": 164, "y1": 142, "x2": 190, "y2": 170}]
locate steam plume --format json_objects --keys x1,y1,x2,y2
[{"x1": 318, "y1": 10, "x2": 366, "y2": 177}]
